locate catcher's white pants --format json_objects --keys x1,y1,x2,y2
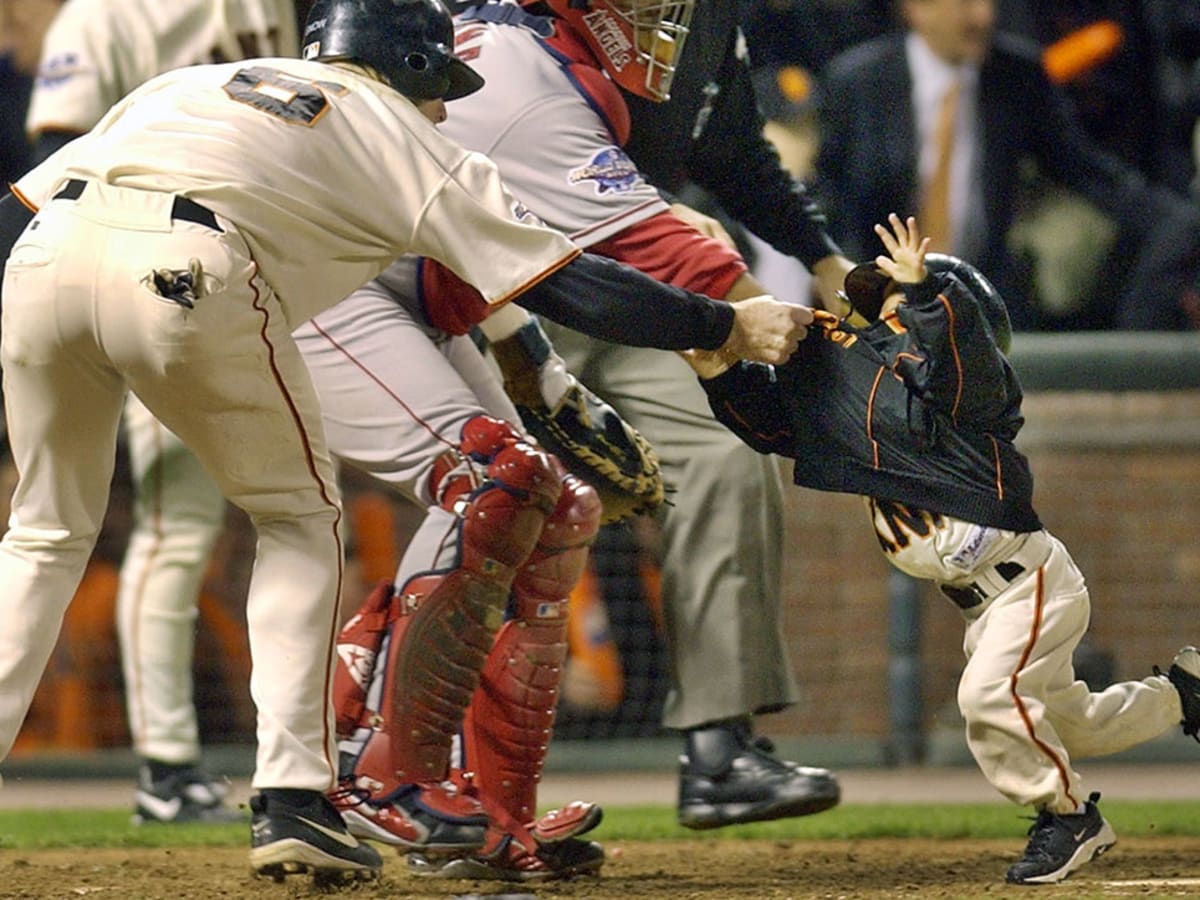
[
  {"x1": 0, "y1": 182, "x2": 343, "y2": 790},
  {"x1": 118, "y1": 394, "x2": 226, "y2": 766},
  {"x1": 871, "y1": 501, "x2": 1182, "y2": 812}
]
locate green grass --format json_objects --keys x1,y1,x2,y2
[{"x1": 1, "y1": 802, "x2": 1198, "y2": 849}]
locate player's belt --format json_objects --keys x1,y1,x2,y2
[
  {"x1": 53, "y1": 179, "x2": 222, "y2": 233},
  {"x1": 938, "y1": 537, "x2": 1050, "y2": 611}
]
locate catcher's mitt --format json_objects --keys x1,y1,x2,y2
[{"x1": 490, "y1": 318, "x2": 664, "y2": 524}]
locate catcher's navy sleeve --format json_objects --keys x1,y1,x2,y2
[{"x1": 520, "y1": 252, "x2": 735, "y2": 351}]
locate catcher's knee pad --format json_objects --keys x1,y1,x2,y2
[
  {"x1": 463, "y1": 467, "x2": 602, "y2": 823},
  {"x1": 432, "y1": 415, "x2": 563, "y2": 575}
]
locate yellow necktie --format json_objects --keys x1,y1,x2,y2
[{"x1": 920, "y1": 79, "x2": 961, "y2": 253}]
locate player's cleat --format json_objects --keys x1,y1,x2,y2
[
  {"x1": 248, "y1": 789, "x2": 382, "y2": 884},
  {"x1": 328, "y1": 779, "x2": 489, "y2": 852},
  {"x1": 132, "y1": 760, "x2": 243, "y2": 825},
  {"x1": 1005, "y1": 792, "x2": 1116, "y2": 885},
  {"x1": 677, "y1": 718, "x2": 840, "y2": 829},
  {"x1": 1156, "y1": 645, "x2": 1200, "y2": 741},
  {"x1": 407, "y1": 834, "x2": 604, "y2": 882}
]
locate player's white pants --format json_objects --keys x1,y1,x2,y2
[
  {"x1": 872, "y1": 502, "x2": 1182, "y2": 812},
  {"x1": 118, "y1": 395, "x2": 226, "y2": 765},
  {"x1": 538, "y1": 322, "x2": 795, "y2": 729},
  {"x1": 0, "y1": 183, "x2": 343, "y2": 790}
]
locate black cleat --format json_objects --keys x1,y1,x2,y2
[
  {"x1": 1005, "y1": 792, "x2": 1116, "y2": 885},
  {"x1": 1156, "y1": 646, "x2": 1200, "y2": 742},
  {"x1": 677, "y1": 718, "x2": 840, "y2": 829},
  {"x1": 248, "y1": 789, "x2": 382, "y2": 884},
  {"x1": 132, "y1": 760, "x2": 243, "y2": 825}
]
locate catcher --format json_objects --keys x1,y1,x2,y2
[{"x1": 694, "y1": 213, "x2": 1200, "y2": 885}]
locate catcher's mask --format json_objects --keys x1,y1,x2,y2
[
  {"x1": 522, "y1": 0, "x2": 695, "y2": 100},
  {"x1": 842, "y1": 253, "x2": 1012, "y2": 353},
  {"x1": 302, "y1": 0, "x2": 484, "y2": 101}
]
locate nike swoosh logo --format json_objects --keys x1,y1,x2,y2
[
  {"x1": 137, "y1": 793, "x2": 183, "y2": 821},
  {"x1": 294, "y1": 815, "x2": 361, "y2": 848},
  {"x1": 1073, "y1": 828, "x2": 1089, "y2": 841}
]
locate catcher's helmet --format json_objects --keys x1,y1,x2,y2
[
  {"x1": 520, "y1": 0, "x2": 695, "y2": 101},
  {"x1": 842, "y1": 253, "x2": 1012, "y2": 353},
  {"x1": 302, "y1": 0, "x2": 484, "y2": 101}
]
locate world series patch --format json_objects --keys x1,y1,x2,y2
[{"x1": 568, "y1": 146, "x2": 639, "y2": 194}]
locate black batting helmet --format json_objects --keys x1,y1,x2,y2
[
  {"x1": 842, "y1": 253, "x2": 1011, "y2": 353},
  {"x1": 302, "y1": 0, "x2": 484, "y2": 101}
]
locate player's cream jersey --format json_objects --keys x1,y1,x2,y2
[
  {"x1": 445, "y1": 10, "x2": 667, "y2": 249},
  {"x1": 16, "y1": 58, "x2": 578, "y2": 327},
  {"x1": 26, "y1": 0, "x2": 299, "y2": 137}
]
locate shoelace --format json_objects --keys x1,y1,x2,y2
[{"x1": 1018, "y1": 810, "x2": 1063, "y2": 860}]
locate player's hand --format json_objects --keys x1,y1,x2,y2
[
  {"x1": 668, "y1": 202, "x2": 739, "y2": 251},
  {"x1": 719, "y1": 294, "x2": 813, "y2": 365},
  {"x1": 873, "y1": 214, "x2": 929, "y2": 285}
]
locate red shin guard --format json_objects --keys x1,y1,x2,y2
[{"x1": 462, "y1": 469, "x2": 602, "y2": 824}]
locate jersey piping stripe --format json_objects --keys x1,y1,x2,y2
[
  {"x1": 1007, "y1": 565, "x2": 1078, "y2": 811},
  {"x1": 249, "y1": 264, "x2": 343, "y2": 784},
  {"x1": 491, "y1": 247, "x2": 581, "y2": 307},
  {"x1": 989, "y1": 434, "x2": 1004, "y2": 500},
  {"x1": 9, "y1": 184, "x2": 39, "y2": 213},
  {"x1": 937, "y1": 291, "x2": 964, "y2": 423},
  {"x1": 569, "y1": 198, "x2": 664, "y2": 245}
]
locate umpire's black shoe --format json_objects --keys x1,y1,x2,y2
[
  {"x1": 1156, "y1": 645, "x2": 1200, "y2": 741},
  {"x1": 677, "y1": 717, "x2": 841, "y2": 829},
  {"x1": 1006, "y1": 792, "x2": 1116, "y2": 884},
  {"x1": 249, "y1": 789, "x2": 382, "y2": 884}
]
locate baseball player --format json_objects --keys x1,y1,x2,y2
[
  {"x1": 696, "y1": 213, "x2": 1200, "y2": 885},
  {"x1": 0, "y1": 0, "x2": 808, "y2": 883},
  {"x1": 451, "y1": 0, "x2": 850, "y2": 829},
  {"x1": 305, "y1": 0, "x2": 835, "y2": 881},
  {"x1": 22, "y1": 0, "x2": 302, "y2": 827}
]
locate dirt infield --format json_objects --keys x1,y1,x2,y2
[{"x1": 4, "y1": 837, "x2": 1200, "y2": 899}]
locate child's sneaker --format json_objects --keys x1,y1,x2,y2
[{"x1": 1005, "y1": 792, "x2": 1116, "y2": 885}]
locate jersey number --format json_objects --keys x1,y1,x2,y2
[{"x1": 223, "y1": 66, "x2": 346, "y2": 126}]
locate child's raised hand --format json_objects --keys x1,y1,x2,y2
[{"x1": 873, "y1": 214, "x2": 929, "y2": 285}]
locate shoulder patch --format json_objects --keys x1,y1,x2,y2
[{"x1": 567, "y1": 146, "x2": 639, "y2": 194}]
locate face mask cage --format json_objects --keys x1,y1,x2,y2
[{"x1": 597, "y1": 0, "x2": 694, "y2": 100}]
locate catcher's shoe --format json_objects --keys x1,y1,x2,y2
[
  {"x1": 407, "y1": 833, "x2": 604, "y2": 882},
  {"x1": 1156, "y1": 645, "x2": 1200, "y2": 741},
  {"x1": 329, "y1": 779, "x2": 489, "y2": 852},
  {"x1": 249, "y1": 789, "x2": 382, "y2": 885},
  {"x1": 678, "y1": 718, "x2": 840, "y2": 829},
  {"x1": 132, "y1": 760, "x2": 243, "y2": 825},
  {"x1": 1006, "y1": 792, "x2": 1116, "y2": 884}
]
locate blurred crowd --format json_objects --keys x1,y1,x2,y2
[{"x1": 739, "y1": 0, "x2": 1200, "y2": 331}]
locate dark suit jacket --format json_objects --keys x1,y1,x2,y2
[{"x1": 814, "y1": 31, "x2": 1198, "y2": 330}]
